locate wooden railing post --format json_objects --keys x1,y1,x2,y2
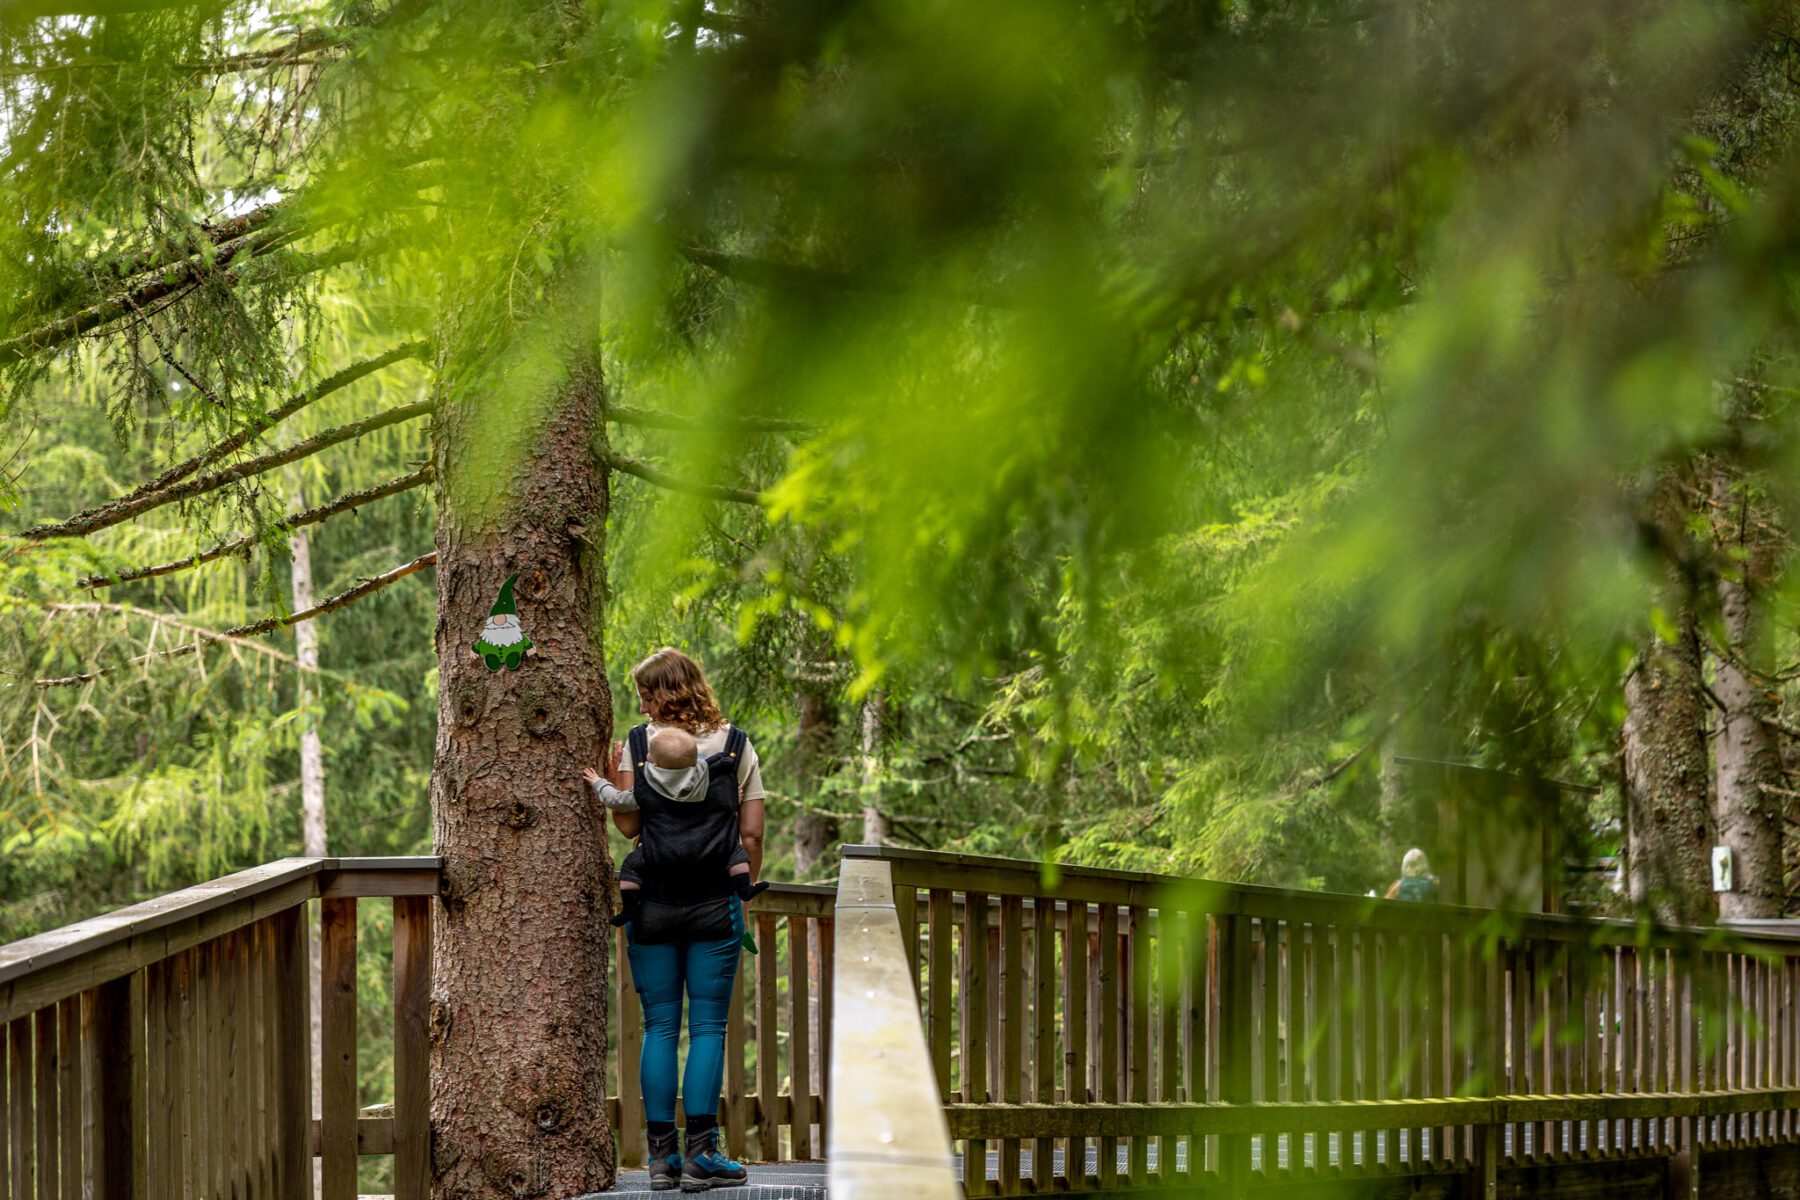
[
  {"x1": 1217, "y1": 912, "x2": 1251, "y2": 1200},
  {"x1": 392, "y1": 897, "x2": 431, "y2": 1200},
  {"x1": 319, "y1": 897, "x2": 357, "y2": 1200},
  {"x1": 90, "y1": 973, "x2": 142, "y2": 1200},
  {"x1": 274, "y1": 907, "x2": 312, "y2": 1200}
]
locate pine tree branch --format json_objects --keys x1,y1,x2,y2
[
  {"x1": 605, "y1": 404, "x2": 814, "y2": 434},
  {"x1": 77, "y1": 466, "x2": 435, "y2": 588},
  {"x1": 0, "y1": 223, "x2": 289, "y2": 364},
  {"x1": 108, "y1": 342, "x2": 428, "y2": 510},
  {"x1": 601, "y1": 450, "x2": 764, "y2": 505},
  {"x1": 34, "y1": 604, "x2": 332, "y2": 688},
  {"x1": 20, "y1": 399, "x2": 436, "y2": 540},
  {"x1": 35, "y1": 552, "x2": 436, "y2": 687}
]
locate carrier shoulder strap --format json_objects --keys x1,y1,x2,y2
[
  {"x1": 722, "y1": 724, "x2": 748, "y2": 763},
  {"x1": 627, "y1": 723, "x2": 650, "y2": 773}
]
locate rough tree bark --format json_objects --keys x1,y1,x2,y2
[
  {"x1": 428, "y1": 356, "x2": 616, "y2": 1198},
  {"x1": 1711, "y1": 468, "x2": 1786, "y2": 920},
  {"x1": 1622, "y1": 615, "x2": 1714, "y2": 925},
  {"x1": 793, "y1": 668, "x2": 839, "y2": 877}
]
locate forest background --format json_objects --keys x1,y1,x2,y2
[{"x1": 7, "y1": 0, "x2": 1800, "y2": 1191}]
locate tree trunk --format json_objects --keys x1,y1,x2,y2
[
  {"x1": 793, "y1": 670, "x2": 838, "y2": 877},
  {"x1": 1711, "y1": 470, "x2": 1786, "y2": 920},
  {"x1": 428, "y1": 357, "x2": 616, "y2": 1198},
  {"x1": 859, "y1": 692, "x2": 887, "y2": 846},
  {"x1": 289, "y1": 513, "x2": 327, "y2": 1193},
  {"x1": 1622, "y1": 616, "x2": 1713, "y2": 924}
]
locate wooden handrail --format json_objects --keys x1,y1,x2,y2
[
  {"x1": 827, "y1": 856, "x2": 960, "y2": 1200},
  {"x1": 844, "y1": 844, "x2": 1800, "y2": 955},
  {"x1": 0, "y1": 856, "x2": 439, "y2": 1024}
]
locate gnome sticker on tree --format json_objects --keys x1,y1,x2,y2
[{"x1": 473, "y1": 573, "x2": 532, "y2": 671}]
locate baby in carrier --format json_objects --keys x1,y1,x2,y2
[{"x1": 590, "y1": 724, "x2": 766, "y2": 928}]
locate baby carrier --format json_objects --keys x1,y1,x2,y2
[{"x1": 625, "y1": 723, "x2": 747, "y2": 943}]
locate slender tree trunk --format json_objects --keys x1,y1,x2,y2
[
  {"x1": 1711, "y1": 469, "x2": 1786, "y2": 920},
  {"x1": 1622, "y1": 615, "x2": 1714, "y2": 924},
  {"x1": 859, "y1": 692, "x2": 887, "y2": 846},
  {"x1": 290, "y1": 512, "x2": 327, "y2": 1195},
  {"x1": 428, "y1": 356, "x2": 616, "y2": 1198},
  {"x1": 793, "y1": 666, "x2": 839, "y2": 877}
]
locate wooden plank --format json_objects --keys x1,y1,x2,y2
[
  {"x1": 273, "y1": 910, "x2": 309, "y2": 1200},
  {"x1": 33, "y1": 1005, "x2": 55, "y2": 1200},
  {"x1": 1318, "y1": 926, "x2": 1339, "y2": 1174},
  {"x1": 960, "y1": 891, "x2": 989, "y2": 1197},
  {"x1": 206, "y1": 940, "x2": 226, "y2": 1200},
  {"x1": 192, "y1": 944, "x2": 212, "y2": 1200},
  {"x1": 12, "y1": 1016, "x2": 32, "y2": 1200},
  {"x1": 1129, "y1": 904, "x2": 1150, "y2": 1184},
  {"x1": 1098, "y1": 903, "x2": 1120, "y2": 1189},
  {"x1": 54, "y1": 997, "x2": 76, "y2": 1200},
  {"x1": 1065, "y1": 900, "x2": 1089, "y2": 1185},
  {"x1": 616, "y1": 924, "x2": 645, "y2": 1166},
  {"x1": 91, "y1": 976, "x2": 138, "y2": 1200},
  {"x1": 393, "y1": 896, "x2": 430, "y2": 1200},
  {"x1": 1427, "y1": 932, "x2": 1446, "y2": 1169},
  {"x1": 997, "y1": 895, "x2": 1022, "y2": 1192},
  {"x1": 818, "y1": 917, "x2": 835, "y2": 1149},
  {"x1": 1033, "y1": 897, "x2": 1055, "y2": 1188},
  {"x1": 252, "y1": 924, "x2": 273, "y2": 1200},
  {"x1": 1158, "y1": 908, "x2": 1181, "y2": 1180},
  {"x1": 789, "y1": 916, "x2": 813, "y2": 1160},
  {"x1": 1509, "y1": 942, "x2": 1527, "y2": 1163},
  {"x1": 225, "y1": 933, "x2": 245, "y2": 1200},
  {"x1": 1218, "y1": 914, "x2": 1251, "y2": 1200},
  {"x1": 1, "y1": 1016, "x2": 9, "y2": 1200},
  {"x1": 144, "y1": 963, "x2": 168, "y2": 1200},
  {"x1": 939, "y1": 1086, "x2": 1800, "y2": 1139},
  {"x1": 319, "y1": 897, "x2": 357, "y2": 1200},
  {"x1": 1287, "y1": 923, "x2": 1305, "y2": 1176},
  {"x1": 755, "y1": 913, "x2": 779, "y2": 1162},
  {"x1": 927, "y1": 890, "x2": 952, "y2": 1100}
]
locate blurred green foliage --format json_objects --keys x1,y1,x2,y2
[{"x1": 5, "y1": 0, "x2": 1800, "y2": 980}]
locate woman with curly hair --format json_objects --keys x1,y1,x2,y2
[{"x1": 582, "y1": 647, "x2": 767, "y2": 1191}]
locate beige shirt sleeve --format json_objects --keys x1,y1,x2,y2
[{"x1": 737, "y1": 737, "x2": 765, "y2": 804}]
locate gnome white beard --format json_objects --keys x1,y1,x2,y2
[{"x1": 481, "y1": 616, "x2": 524, "y2": 646}]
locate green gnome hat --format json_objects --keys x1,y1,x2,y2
[
  {"x1": 490, "y1": 573, "x2": 519, "y2": 617},
  {"x1": 473, "y1": 573, "x2": 530, "y2": 671}
]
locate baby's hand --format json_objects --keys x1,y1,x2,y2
[{"x1": 582, "y1": 766, "x2": 601, "y2": 785}]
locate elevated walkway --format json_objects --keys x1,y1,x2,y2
[{"x1": 2, "y1": 847, "x2": 1799, "y2": 1198}]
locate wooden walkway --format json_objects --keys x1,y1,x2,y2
[{"x1": 3, "y1": 847, "x2": 1800, "y2": 1199}]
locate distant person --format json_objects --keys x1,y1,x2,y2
[{"x1": 1385, "y1": 848, "x2": 1440, "y2": 902}]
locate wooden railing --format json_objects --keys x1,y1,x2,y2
[
  {"x1": 0, "y1": 856, "x2": 437, "y2": 1200},
  {"x1": 852, "y1": 844, "x2": 1800, "y2": 1199},
  {"x1": 825, "y1": 855, "x2": 958, "y2": 1200},
  {"x1": 611, "y1": 882, "x2": 837, "y2": 1167}
]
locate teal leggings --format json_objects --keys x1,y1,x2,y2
[{"x1": 625, "y1": 899, "x2": 744, "y2": 1124}]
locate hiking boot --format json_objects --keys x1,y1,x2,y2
[
  {"x1": 647, "y1": 1129, "x2": 682, "y2": 1191},
  {"x1": 680, "y1": 1127, "x2": 747, "y2": 1191}
]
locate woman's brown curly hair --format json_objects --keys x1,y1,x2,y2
[{"x1": 631, "y1": 647, "x2": 725, "y2": 733}]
